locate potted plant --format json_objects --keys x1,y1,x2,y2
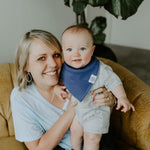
[{"x1": 63, "y1": 0, "x2": 144, "y2": 62}]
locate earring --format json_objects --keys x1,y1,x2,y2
[{"x1": 26, "y1": 72, "x2": 33, "y2": 83}]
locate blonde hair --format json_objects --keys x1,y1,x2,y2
[{"x1": 15, "y1": 29, "x2": 61, "y2": 90}]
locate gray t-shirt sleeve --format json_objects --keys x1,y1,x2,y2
[{"x1": 99, "y1": 61, "x2": 122, "y2": 91}]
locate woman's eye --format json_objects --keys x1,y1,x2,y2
[
  {"x1": 80, "y1": 47, "x2": 86, "y2": 51},
  {"x1": 54, "y1": 53, "x2": 61, "y2": 58},
  {"x1": 38, "y1": 56, "x2": 45, "y2": 61},
  {"x1": 67, "y1": 48, "x2": 72, "y2": 52}
]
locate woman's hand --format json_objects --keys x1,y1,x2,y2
[
  {"x1": 92, "y1": 87, "x2": 116, "y2": 107},
  {"x1": 62, "y1": 92, "x2": 78, "y2": 112},
  {"x1": 66, "y1": 100, "x2": 78, "y2": 112}
]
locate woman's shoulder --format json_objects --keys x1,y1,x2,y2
[
  {"x1": 10, "y1": 84, "x2": 35, "y2": 104},
  {"x1": 11, "y1": 86, "x2": 21, "y2": 100}
]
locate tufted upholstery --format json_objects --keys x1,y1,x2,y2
[{"x1": 0, "y1": 58, "x2": 150, "y2": 150}]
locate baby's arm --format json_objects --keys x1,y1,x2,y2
[{"x1": 112, "y1": 84, "x2": 135, "y2": 112}]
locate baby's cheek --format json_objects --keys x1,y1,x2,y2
[
  {"x1": 64, "y1": 55, "x2": 71, "y2": 64},
  {"x1": 83, "y1": 55, "x2": 92, "y2": 63}
]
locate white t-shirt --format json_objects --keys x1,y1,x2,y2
[{"x1": 10, "y1": 83, "x2": 72, "y2": 150}]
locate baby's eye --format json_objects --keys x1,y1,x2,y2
[
  {"x1": 67, "y1": 48, "x2": 72, "y2": 52},
  {"x1": 38, "y1": 56, "x2": 45, "y2": 61},
  {"x1": 80, "y1": 47, "x2": 86, "y2": 51},
  {"x1": 53, "y1": 53, "x2": 61, "y2": 58}
]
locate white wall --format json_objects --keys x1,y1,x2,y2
[
  {"x1": 87, "y1": 0, "x2": 150, "y2": 50},
  {"x1": 0, "y1": 0, "x2": 149, "y2": 63},
  {"x1": 105, "y1": 0, "x2": 150, "y2": 50},
  {"x1": 0, "y1": 0, "x2": 75, "y2": 63}
]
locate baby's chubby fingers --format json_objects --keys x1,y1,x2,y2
[
  {"x1": 116, "y1": 103, "x2": 135, "y2": 112},
  {"x1": 116, "y1": 103, "x2": 122, "y2": 110},
  {"x1": 120, "y1": 106, "x2": 128, "y2": 113},
  {"x1": 131, "y1": 104, "x2": 135, "y2": 111},
  {"x1": 121, "y1": 104, "x2": 135, "y2": 112}
]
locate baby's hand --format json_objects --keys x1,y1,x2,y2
[
  {"x1": 54, "y1": 85, "x2": 68, "y2": 101},
  {"x1": 116, "y1": 97, "x2": 135, "y2": 112}
]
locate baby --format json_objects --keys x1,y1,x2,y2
[{"x1": 55, "y1": 25, "x2": 135, "y2": 150}]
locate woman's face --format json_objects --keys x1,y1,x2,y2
[{"x1": 26, "y1": 39, "x2": 62, "y2": 90}]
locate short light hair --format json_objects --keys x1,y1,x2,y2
[
  {"x1": 15, "y1": 29, "x2": 61, "y2": 90},
  {"x1": 62, "y1": 25, "x2": 94, "y2": 44}
]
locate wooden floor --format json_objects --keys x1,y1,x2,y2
[{"x1": 106, "y1": 44, "x2": 150, "y2": 86}]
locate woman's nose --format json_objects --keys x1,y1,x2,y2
[{"x1": 47, "y1": 57, "x2": 57, "y2": 67}]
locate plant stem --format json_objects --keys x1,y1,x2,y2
[
  {"x1": 76, "y1": 14, "x2": 79, "y2": 25},
  {"x1": 80, "y1": 11, "x2": 88, "y2": 27}
]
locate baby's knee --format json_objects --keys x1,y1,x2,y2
[
  {"x1": 84, "y1": 133, "x2": 102, "y2": 143},
  {"x1": 71, "y1": 119, "x2": 83, "y2": 134},
  {"x1": 70, "y1": 125, "x2": 83, "y2": 139},
  {"x1": 70, "y1": 124, "x2": 78, "y2": 133}
]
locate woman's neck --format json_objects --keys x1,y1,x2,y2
[
  {"x1": 35, "y1": 84, "x2": 55, "y2": 102},
  {"x1": 35, "y1": 84, "x2": 65, "y2": 109}
]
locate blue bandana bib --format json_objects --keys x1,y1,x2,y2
[{"x1": 61, "y1": 57, "x2": 100, "y2": 102}]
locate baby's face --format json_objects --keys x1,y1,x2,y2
[{"x1": 61, "y1": 30, "x2": 95, "y2": 69}]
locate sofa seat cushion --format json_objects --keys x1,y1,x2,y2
[{"x1": 0, "y1": 136, "x2": 27, "y2": 150}]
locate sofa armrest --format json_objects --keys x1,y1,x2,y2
[{"x1": 98, "y1": 58, "x2": 150, "y2": 150}]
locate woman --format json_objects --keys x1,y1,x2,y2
[{"x1": 11, "y1": 29, "x2": 116, "y2": 150}]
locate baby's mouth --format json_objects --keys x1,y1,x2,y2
[{"x1": 73, "y1": 59, "x2": 82, "y2": 62}]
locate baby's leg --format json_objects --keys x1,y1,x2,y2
[
  {"x1": 84, "y1": 132, "x2": 102, "y2": 150},
  {"x1": 70, "y1": 118, "x2": 83, "y2": 150}
]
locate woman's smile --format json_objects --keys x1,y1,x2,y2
[{"x1": 43, "y1": 70, "x2": 57, "y2": 76}]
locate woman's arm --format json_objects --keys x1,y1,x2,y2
[
  {"x1": 25, "y1": 101, "x2": 77, "y2": 150},
  {"x1": 92, "y1": 87, "x2": 116, "y2": 111}
]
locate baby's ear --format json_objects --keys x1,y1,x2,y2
[{"x1": 92, "y1": 45, "x2": 96, "y2": 53}]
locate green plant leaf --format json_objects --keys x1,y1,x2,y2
[
  {"x1": 90, "y1": 17, "x2": 106, "y2": 44},
  {"x1": 72, "y1": 0, "x2": 87, "y2": 15},
  {"x1": 90, "y1": 17, "x2": 106, "y2": 34},
  {"x1": 94, "y1": 33, "x2": 106, "y2": 44},
  {"x1": 64, "y1": 0, "x2": 70, "y2": 7},
  {"x1": 88, "y1": 0, "x2": 109, "y2": 6},
  {"x1": 104, "y1": 0, "x2": 144, "y2": 19}
]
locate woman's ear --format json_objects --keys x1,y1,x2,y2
[{"x1": 24, "y1": 62, "x2": 29, "y2": 72}]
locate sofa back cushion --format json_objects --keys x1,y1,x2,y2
[{"x1": 0, "y1": 64, "x2": 15, "y2": 137}]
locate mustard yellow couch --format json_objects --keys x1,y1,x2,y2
[{"x1": 0, "y1": 58, "x2": 150, "y2": 150}]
